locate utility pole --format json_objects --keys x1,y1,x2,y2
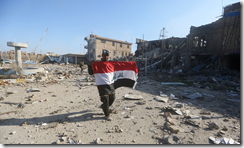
[{"x1": 160, "y1": 28, "x2": 167, "y2": 69}]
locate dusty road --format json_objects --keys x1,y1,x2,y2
[{"x1": 0, "y1": 63, "x2": 241, "y2": 144}]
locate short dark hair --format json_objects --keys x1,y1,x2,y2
[{"x1": 102, "y1": 50, "x2": 109, "y2": 56}]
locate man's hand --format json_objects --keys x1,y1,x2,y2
[{"x1": 89, "y1": 60, "x2": 95, "y2": 65}]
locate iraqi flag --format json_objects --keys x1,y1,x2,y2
[{"x1": 92, "y1": 61, "x2": 138, "y2": 96}]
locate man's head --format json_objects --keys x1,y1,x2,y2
[{"x1": 102, "y1": 50, "x2": 109, "y2": 61}]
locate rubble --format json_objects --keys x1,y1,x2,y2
[
  {"x1": 185, "y1": 92, "x2": 202, "y2": 99},
  {"x1": 27, "y1": 88, "x2": 40, "y2": 93},
  {"x1": 124, "y1": 94, "x2": 143, "y2": 100},
  {"x1": 208, "y1": 122, "x2": 219, "y2": 130},
  {"x1": 154, "y1": 96, "x2": 168, "y2": 103},
  {"x1": 184, "y1": 115, "x2": 202, "y2": 127},
  {"x1": 162, "y1": 135, "x2": 182, "y2": 144},
  {"x1": 209, "y1": 137, "x2": 240, "y2": 144}
]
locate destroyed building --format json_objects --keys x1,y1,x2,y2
[
  {"x1": 84, "y1": 34, "x2": 132, "y2": 61},
  {"x1": 135, "y1": 2, "x2": 240, "y2": 73},
  {"x1": 184, "y1": 2, "x2": 240, "y2": 71}
]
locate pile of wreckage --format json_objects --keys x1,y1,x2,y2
[{"x1": 134, "y1": 2, "x2": 240, "y2": 89}]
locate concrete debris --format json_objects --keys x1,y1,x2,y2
[
  {"x1": 162, "y1": 135, "x2": 182, "y2": 144},
  {"x1": 0, "y1": 97, "x2": 4, "y2": 101},
  {"x1": 96, "y1": 138, "x2": 101, "y2": 144},
  {"x1": 166, "y1": 122, "x2": 180, "y2": 133},
  {"x1": 208, "y1": 122, "x2": 219, "y2": 130},
  {"x1": 200, "y1": 110, "x2": 211, "y2": 115},
  {"x1": 169, "y1": 93, "x2": 178, "y2": 99},
  {"x1": 6, "y1": 90, "x2": 18, "y2": 94},
  {"x1": 136, "y1": 100, "x2": 146, "y2": 105},
  {"x1": 182, "y1": 110, "x2": 190, "y2": 116},
  {"x1": 209, "y1": 137, "x2": 240, "y2": 144},
  {"x1": 10, "y1": 131, "x2": 16, "y2": 135},
  {"x1": 173, "y1": 102, "x2": 184, "y2": 108},
  {"x1": 164, "y1": 106, "x2": 183, "y2": 115},
  {"x1": 185, "y1": 92, "x2": 202, "y2": 99},
  {"x1": 184, "y1": 115, "x2": 202, "y2": 127},
  {"x1": 27, "y1": 88, "x2": 40, "y2": 93},
  {"x1": 222, "y1": 126, "x2": 228, "y2": 131},
  {"x1": 45, "y1": 122, "x2": 59, "y2": 129},
  {"x1": 201, "y1": 116, "x2": 211, "y2": 119},
  {"x1": 154, "y1": 96, "x2": 168, "y2": 103},
  {"x1": 160, "y1": 91, "x2": 168, "y2": 97},
  {"x1": 124, "y1": 94, "x2": 143, "y2": 100},
  {"x1": 115, "y1": 125, "x2": 123, "y2": 133}
]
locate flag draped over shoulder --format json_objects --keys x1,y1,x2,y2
[{"x1": 92, "y1": 61, "x2": 138, "y2": 96}]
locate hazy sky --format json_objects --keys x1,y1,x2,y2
[{"x1": 0, "y1": 0, "x2": 241, "y2": 55}]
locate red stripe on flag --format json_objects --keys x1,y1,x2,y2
[{"x1": 92, "y1": 61, "x2": 138, "y2": 74}]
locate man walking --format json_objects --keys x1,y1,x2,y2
[
  {"x1": 79, "y1": 60, "x2": 84, "y2": 74},
  {"x1": 88, "y1": 50, "x2": 114, "y2": 121}
]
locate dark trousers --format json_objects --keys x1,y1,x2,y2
[{"x1": 100, "y1": 93, "x2": 115, "y2": 116}]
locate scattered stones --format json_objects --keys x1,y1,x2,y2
[
  {"x1": 184, "y1": 115, "x2": 202, "y2": 127},
  {"x1": 136, "y1": 100, "x2": 146, "y2": 105},
  {"x1": 208, "y1": 122, "x2": 219, "y2": 130},
  {"x1": 159, "y1": 113, "x2": 164, "y2": 116},
  {"x1": 17, "y1": 103, "x2": 25, "y2": 108},
  {"x1": 10, "y1": 131, "x2": 16, "y2": 135},
  {"x1": 190, "y1": 129, "x2": 195, "y2": 133},
  {"x1": 27, "y1": 88, "x2": 40, "y2": 93},
  {"x1": 223, "y1": 119, "x2": 229, "y2": 122},
  {"x1": 201, "y1": 116, "x2": 211, "y2": 119},
  {"x1": 61, "y1": 137, "x2": 66, "y2": 142},
  {"x1": 164, "y1": 107, "x2": 182, "y2": 115},
  {"x1": 145, "y1": 107, "x2": 153, "y2": 110},
  {"x1": 46, "y1": 122, "x2": 59, "y2": 129},
  {"x1": 166, "y1": 122, "x2": 180, "y2": 133},
  {"x1": 52, "y1": 95, "x2": 57, "y2": 97},
  {"x1": 154, "y1": 96, "x2": 168, "y2": 103},
  {"x1": 200, "y1": 110, "x2": 211, "y2": 115},
  {"x1": 115, "y1": 126, "x2": 123, "y2": 133},
  {"x1": 0, "y1": 97, "x2": 4, "y2": 101},
  {"x1": 124, "y1": 94, "x2": 143, "y2": 100},
  {"x1": 162, "y1": 135, "x2": 182, "y2": 144},
  {"x1": 77, "y1": 123, "x2": 83, "y2": 127},
  {"x1": 95, "y1": 138, "x2": 101, "y2": 144},
  {"x1": 182, "y1": 110, "x2": 190, "y2": 116},
  {"x1": 174, "y1": 102, "x2": 184, "y2": 108},
  {"x1": 185, "y1": 92, "x2": 202, "y2": 99},
  {"x1": 164, "y1": 112, "x2": 172, "y2": 118},
  {"x1": 56, "y1": 139, "x2": 61, "y2": 144},
  {"x1": 219, "y1": 130, "x2": 226, "y2": 135},
  {"x1": 222, "y1": 126, "x2": 228, "y2": 131},
  {"x1": 6, "y1": 90, "x2": 18, "y2": 94},
  {"x1": 108, "y1": 130, "x2": 113, "y2": 133},
  {"x1": 69, "y1": 129, "x2": 75, "y2": 132}
]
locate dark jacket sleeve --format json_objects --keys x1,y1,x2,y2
[{"x1": 88, "y1": 64, "x2": 94, "y2": 75}]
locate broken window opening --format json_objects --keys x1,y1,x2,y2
[
  {"x1": 112, "y1": 42, "x2": 115, "y2": 46},
  {"x1": 193, "y1": 36, "x2": 199, "y2": 47},
  {"x1": 101, "y1": 40, "x2": 106, "y2": 43},
  {"x1": 200, "y1": 36, "x2": 207, "y2": 47},
  {"x1": 120, "y1": 43, "x2": 122, "y2": 47},
  {"x1": 127, "y1": 44, "x2": 129, "y2": 48}
]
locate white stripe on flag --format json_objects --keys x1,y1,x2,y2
[
  {"x1": 113, "y1": 70, "x2": 137, "y2": 82},
  {"x1": 94, "y1": 70, "x2": 138, "y2": 86},
  {"x1": 94, "y1": 72, "x2": 114, "y2": 85}
]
